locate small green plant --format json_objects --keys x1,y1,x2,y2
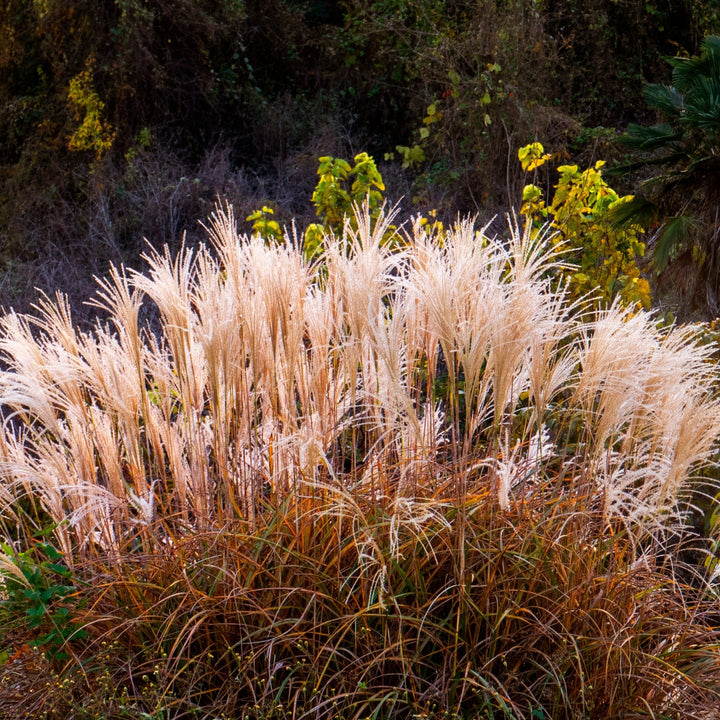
[
  {"x1": 0, "y1": 529, "x2": 86, "y2": 663},
  {"x1": 519, "y1": 141, "x2": 651, "y2": 310},
  {"x1": 391, "y1": 142, "x2": 426, "y2": 170},
  {"x1": 247, "y1": 152, "x2": 398, "y2": 261},
  {"x1": 518, "y1": 141, "x2": 552, "y2": 173},
  {"x1": 310, "y1": 152, "x2": 386, "y2": 231},
  {"x1": 387, "y1": 102, "x2": 443, "y2": 170},
  {"x1": 246, "y1": 205, "x2": 283, "y2": 244}
]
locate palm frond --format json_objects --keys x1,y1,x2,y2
[
  {"x1": 620, "y1": 122, "x2": 683, "y2": 152},
  {"x1": 670, "y1": 35, "x2": 720, "y2": 92},
  {"x1": 654, "y1": 214, "x2": 699, "y2": 271},
  {"x1": 669, "y1": 42, "x2": 718, "y2": 92},
  {"x1": 607, "y1": 194, "x2": 657, "y2": 230},
  {"x1": 608, "y1": 152, "x2": 686, "y2": 176},
  {"x1": 703, "y1": 33, "x2": 720, "y2": 78},
  {"x1": 625, "y1": 37, "x2": 720, "y2": 296},
  {"x1": 642, "y1": 83, "x2": 685, "y2": 120},
  {"x1": 686, "y1": 153, "x2": 720, "y2": 175},
  {"x1": 684, "y1": 75, "x2": 720, "y2": 132}
]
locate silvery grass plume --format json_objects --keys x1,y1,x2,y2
[{"x1": 0, "y1": 204, "x2": 718, "y2": 560}]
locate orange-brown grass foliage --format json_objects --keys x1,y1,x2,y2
[{"x1": 0, "y1": 205, "x2": 719, "y2": 719}]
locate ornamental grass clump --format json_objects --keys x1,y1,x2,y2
[{"x1": 0, "y1": 205, "x2": 719, "y2": 718}]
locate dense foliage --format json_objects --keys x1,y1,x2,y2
[
  {"x1": 1, "y1": 0, "x2": 720, "y2": 317},
  {"x1": 615, "y1": 35, "x2": 720, "y2": 311}
]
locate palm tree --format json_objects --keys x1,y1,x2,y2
[{"x1": 613, "y1": 35, "x2": 720, "y2": 311}]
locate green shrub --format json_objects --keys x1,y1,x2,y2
[
  {"x1": 519, "y1": 142, "x2": 651, "y2": 310},
  {"x1": 248, "y1": 152, "x2": 401, "y2": 259},
  {"x1": 0, "y1": 530, "x2": 86, "y2": 664}
]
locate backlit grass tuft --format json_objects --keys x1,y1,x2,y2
[{"x1": 0, "y1": 206, "x2": 719, "y2": 718}]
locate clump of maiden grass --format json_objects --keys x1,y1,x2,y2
[{"x1": 0, "y1": 205, "x2": 720, "y2": 718}]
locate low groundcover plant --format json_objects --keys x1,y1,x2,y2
[{"x1": 0, "y1": 204, "x2": 719, "y2": 718}]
